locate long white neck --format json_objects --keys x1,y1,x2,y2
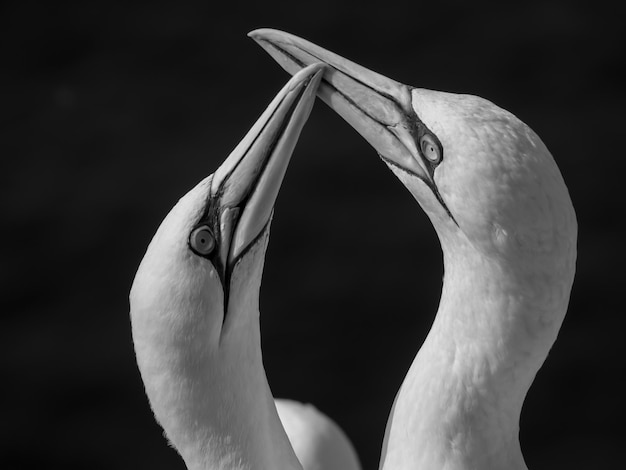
[
  {"x1": 131, "y1": 244, "x2": 302, "y2": 470},
  {"x1": 380, "y1": 229, "x2": 575, "y2": 470}
]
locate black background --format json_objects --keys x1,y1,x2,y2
[{"x1": 2, "y1": 1, "x2": 625, "y2": 469}]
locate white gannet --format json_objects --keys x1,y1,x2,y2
[
  {"x1": 129, "y1": 63, "x2": 359, "y2": 470},
  {"x1": 276, "y1": 399, "x2": 361, "y2": 470},
  {"x1": 250, "y1": 29, "x2": 577, "y2": 470}
]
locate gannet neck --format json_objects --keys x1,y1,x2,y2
[
  {"x1": 131, "y1": 231, "x2": 301, "y2": 470},
  {"x1": 381, "y1": 217, "x2": 576, "y2": 470}
]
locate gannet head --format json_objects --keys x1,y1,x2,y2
[
  {"x1": 131, "y1": 63, "x2": 323, "y2": 348},
  {"x1": 129, "y1": 64, "x2": 323, "y2": 466},
  {"x1": 249, "y1": 29, "x2": 577, "y2": 269}
]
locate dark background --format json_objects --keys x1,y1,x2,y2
[{"x1": 2, "y1": 1, "x2": 624, "y2": 469}]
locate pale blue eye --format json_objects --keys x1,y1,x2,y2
[
  {"x1": 190, "y1": 226, "x2": 215, "y2": 255},
  {"x1": 420, "y1": 134, "x2": 441, "y2": 163}
]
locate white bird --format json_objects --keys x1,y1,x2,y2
[
  {"x1": 276, "y1": 400, "x2": 361, "y2": 470},
  {"x1": 250, "y1": 29, "x2": 577, "y2": 470},
  {"x1": 130, "y1": 63, "x2": 360, "y2": 470}
]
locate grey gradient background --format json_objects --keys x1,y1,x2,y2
[{"x1": 2, "y1": 1, "x2": 625, "y2": 469}]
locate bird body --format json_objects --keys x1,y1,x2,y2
[
  {"x1": 251, "y1": 29, "x2": 577, "y2": 470},
  {"x1": 130, "y1": 63, "x2": 359, "y2": 470},
  {"x1": 276, "y1": 399, "x2": 361, "y2": 470}
]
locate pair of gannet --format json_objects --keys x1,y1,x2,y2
[{"x1": 130, "y1": 30, "x2": 577, "y2": 470}]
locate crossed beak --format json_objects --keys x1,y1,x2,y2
[{"x1": 248, "y1": 29, "x2": 431, "y2": 181}]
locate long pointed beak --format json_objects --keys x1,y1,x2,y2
[
  {"x1": 211, "y1": 63, "x2": 325, "y2": 269},
  {"x1": 248, "y1": 29, "x2": 429, "y2": 180}
]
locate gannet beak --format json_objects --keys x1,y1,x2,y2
[
  {"x1": 210, "y1": 63, "x2": 325, "y2": 269},
  {"x1": 248, "y1": 29, "x2": 429, "y2": 180}
]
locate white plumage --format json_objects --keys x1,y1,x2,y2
[
  {"x1": 276, "y1": 399, "x2": 361, "y2": 470},
  {"x1": 130, "y1": 64, "x2": 360, "y2": 470},
  {"x1": 251, "y1": 29, "x2": 577, "y2": 470}
]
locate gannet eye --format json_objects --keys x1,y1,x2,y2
[
  {"x1": 189, "y1": 226, "x2": 216, "y2": 256},
  {"x1": 420, "y1": 134, "x2": 441, "y2": 164}
]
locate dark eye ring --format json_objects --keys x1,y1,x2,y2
[
  {"x1": 189, "y1": 226, "x2": 215, "y2": 256},
  {"x1": 420, "y1": 134, "x2": 441, "y2": 164}
]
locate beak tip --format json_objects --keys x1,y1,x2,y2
[
  {"x1": 287, "y1": 63, "x2": 325, "y2": 94},
  {"x1": 247, "y1": 28, "x2": 279, "y2": 44},
  {"x1": 306, "y1": 62, "x2": 326, "y2": 77}
]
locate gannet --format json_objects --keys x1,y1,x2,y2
[
  {"x1": 129, "y1": 63, "x2": 359, "y2": 470},
  {"x1": 276, "y1": 399, "x2": 361, "y2": 470},
  {"x1": 250, "y1": 29, "x2": 577, "y2": 470}
]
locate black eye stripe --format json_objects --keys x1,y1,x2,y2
[{"x1": 400, "y1": 102, "x2": 443, "y2": 171}]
